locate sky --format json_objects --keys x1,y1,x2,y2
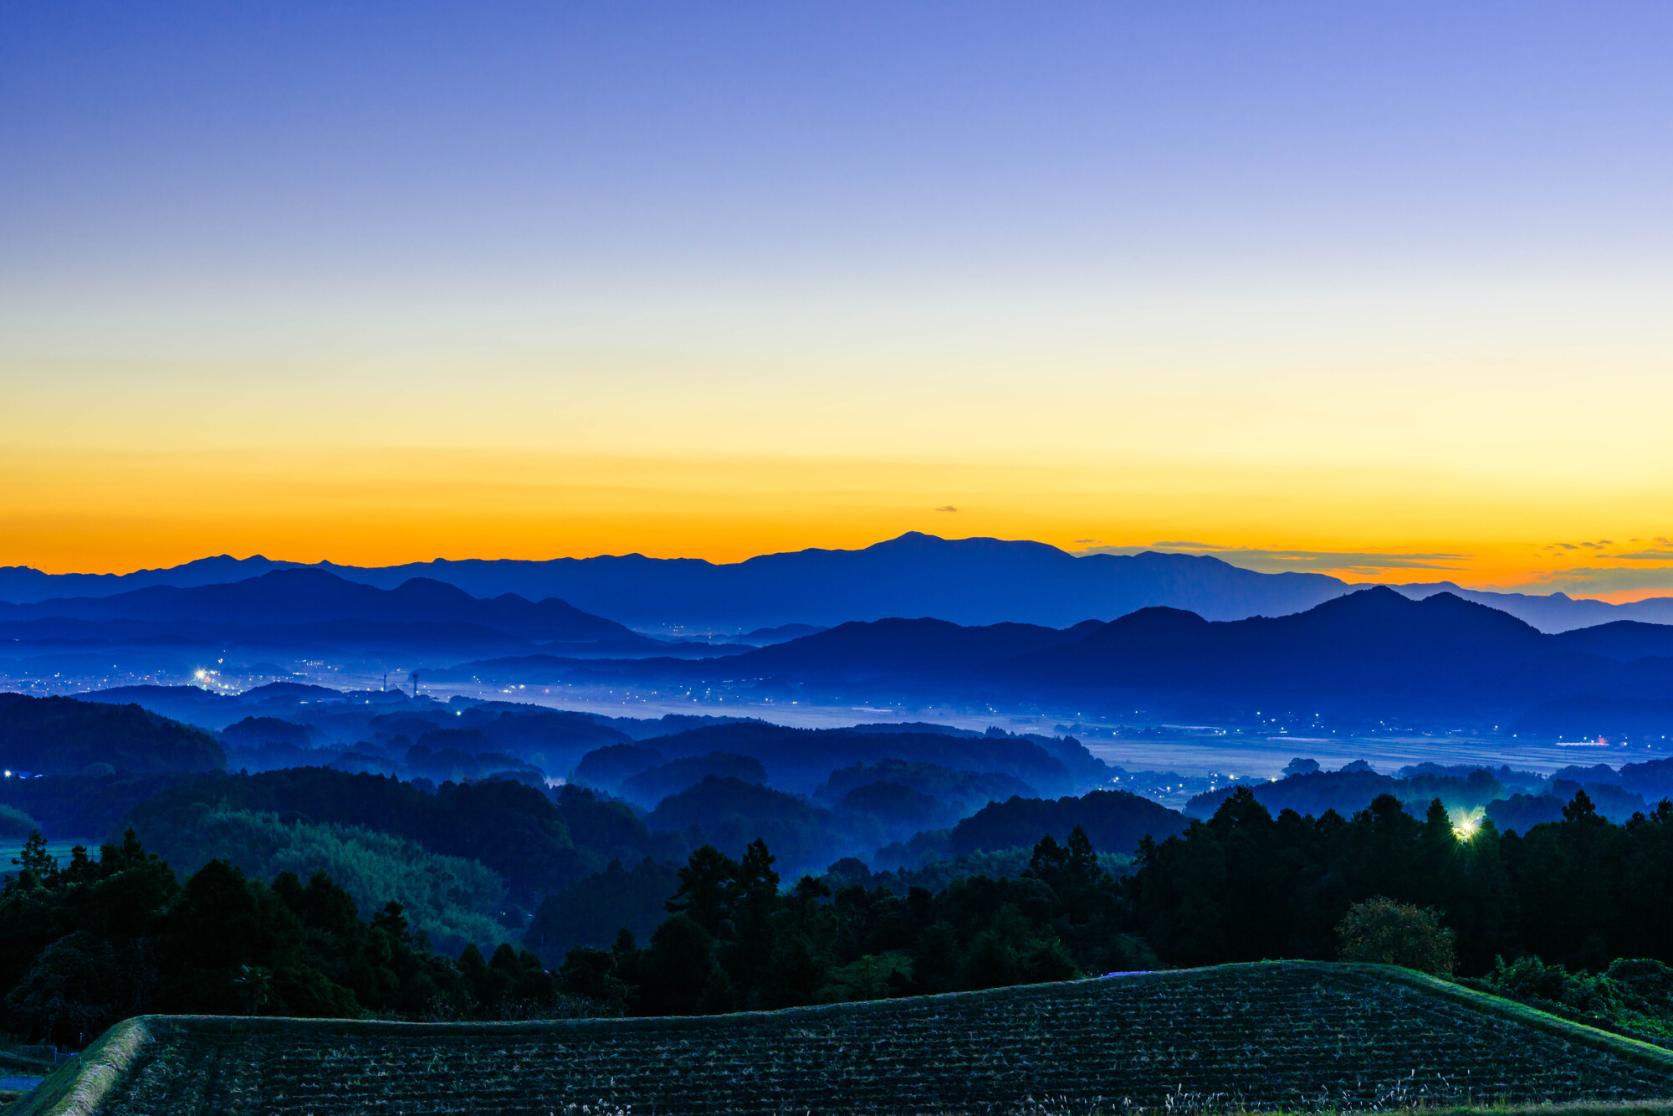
[{"x1": 3, "y1": 1, "x2": 1672, "y2": 597}]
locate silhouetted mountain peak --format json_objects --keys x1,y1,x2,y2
[
  {"x1": 1111, "y1": 604, "x2": 1211, "y2": 625},
  {"x1": 1411, "y1": 590, "x2": 1543, "y2": 634},
  {"x1": 389, "y1": 576, "x2": 479, "y2": 604},
  {"x1": 1319, "y1": 584, "x2": 1406, "y2": 609},
  {"x1": 1096, "y1": 605, "x2": 1212, "y2": 636},
  {"x1": 1066, "y1": 605, "x2": 1211, "y2": 652},
  {"x1": 1121, "y1": 550, "x2": 1235, "y2": 567}
]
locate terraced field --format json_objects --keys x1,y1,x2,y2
[{"x1": 14, "y1": 963, "x2": 1673, "y2": 1116}]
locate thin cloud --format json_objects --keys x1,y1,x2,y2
[
  {"x1": 933, "y1": 505, "x2": 959, "y2": 513},
  {"x1": 1612, "y1": 549, "x2": 1673, "y2": 561},
  {"x1": 1523, "y1": 566, "x2": 1673, "y2": 597},
  {"x1": 1078, "y1": 542, "x2": 1467, "y2": 576}
]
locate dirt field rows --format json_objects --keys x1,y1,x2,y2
[{"x1": 15, "y1": 962, "x2": 1673, "y2": 1115}]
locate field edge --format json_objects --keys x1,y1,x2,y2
[
  {"x1": 4, "y1": 1018, "x2": 153, "y2": 1116},
  {"x1": 9, "y1": 962, "x2": 1673, "y2": 1115}
]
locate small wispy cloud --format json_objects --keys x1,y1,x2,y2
[
  {"x1": 1523, "y1": 566, "x2": 1673, "y2": 597},
  {"x1": 1077, "y1": 542, "x2": 1467, "y2": 576},
  {"x1": 1545, "y1": 539, "x2": 1616, "y2": 552},
  {"x1": 933, "y1": 505, "x2": 959, "y2": 513},
  {"x1": 1538, "y1": 536, "x2": 1673, "y2": 563}
]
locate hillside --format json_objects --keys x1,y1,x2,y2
[
  {"x1": 0, "y1": 694, "x2": 223, "y2": 775},
  {"x1": 15, "y1": 963, "x2": 1673, "y2": 1115}
]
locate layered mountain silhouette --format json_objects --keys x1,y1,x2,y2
[
  {"x1": 0, "y1": 569, "x2": 659, "y2": 655},
  {"x1": 0, "y1": 554, "x2": 302, "y2": 602},
  {"x1": 4, "y1": 534, "x2": 1668, "y2": 633},
  {"x1": 458, "y1": 588, "x2": 1673, "y2": 734}
]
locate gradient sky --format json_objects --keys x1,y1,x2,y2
[{"x1": 4, "y1": 2, "x2": 1672, "y2": 597}]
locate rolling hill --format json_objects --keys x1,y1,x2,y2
[{"x1": 16, "y1": 963, "x2": 1673, "y2": 1115}]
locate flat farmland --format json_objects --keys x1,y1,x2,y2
[{"x1": 16, "y1": 963, "x2": 1673, "y2": 1116}]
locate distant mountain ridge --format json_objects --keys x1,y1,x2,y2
[
  {"x1": 0, "y1": 568, "x2": 662, "y2": 655},
  {"x1": 0, "y1": 554, "x2": 304, "y2": 601},
  {"x1": 472, "y1": 587, "x2": 1673, "y2": 734},
  {"x1": 5, "y1": 533, "x2": 1672, "y2": 634}
]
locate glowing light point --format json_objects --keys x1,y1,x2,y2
[{"x1": 1450, "y1": 807, "x2": 1484, "y2": 841}]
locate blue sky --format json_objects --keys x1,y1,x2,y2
[{"x1": 4, "y1": 2, "x2": 1673, "y2": 590}]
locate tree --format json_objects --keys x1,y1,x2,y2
[
  {"x1": 11, "y1": 830, "x2": 57, "y2": 889},
  {"x1": 4, "y1": 931, "x2": 123, "y2": 1044},
  {"x1": 232, "y1": 964, "x2": 275, "y2": 1015},
  {"x1": 557, "y1": 947, "x2": 630, "y2": 1014},
  {"x1": 666, "y1": 845, "x2": 739, "y2": 935},
  {"x1": 639, "y1": 914, "x2": 726, "y2": 1015},
  {"x1": 1337, "y1": 896, "x2": 1455, "y2": 974}
]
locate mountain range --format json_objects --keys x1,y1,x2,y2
[
  {"x1": 455, "y1": 588, "x2": 1673, "y2": 735},
  {"x1": 7, "y1": 533, "x2": 1670, "y2": 634},
  {"x1": 0, "y1": 569, "x2": 673, "y2": 656}
]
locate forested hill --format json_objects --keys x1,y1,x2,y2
[{"x1": 0, "y1": 694, "x2": 224, "y2": 775}]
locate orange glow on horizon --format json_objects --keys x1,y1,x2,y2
[
  {"x1": 3, "y1": 444, "x2": 1668, "y2": 602},
  {"x1": 7, "y1": 3, "x2": 1673, "y2": 608}
]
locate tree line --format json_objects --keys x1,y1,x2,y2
[
  {"x1": 8, "y1": 784, "x2": 1673, "y2": 1045},
  {"x1": 0, "y1": 832, "x2": 572, "y2": 1045},
  {"x1": 551, "y1": 786, "x2": 1673, "y2": 1016}
]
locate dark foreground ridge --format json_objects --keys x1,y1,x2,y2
[{"x1": 15, "y1": 962, "x2": 1673, "y2": 1116}]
